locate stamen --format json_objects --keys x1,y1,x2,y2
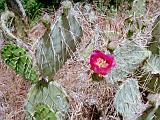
[{"x1": 96, "y1": 58, "x2": 108, "y2": 67}]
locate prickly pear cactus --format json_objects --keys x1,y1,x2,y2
[
  {"x1": 138, "y1": 93, "x2": 160, "y2": 119},
  {"x1": 114, "y1": 79, "x2": 146, "y2": 120},
  {"x1": 152, "y1": 17, "x2": 160, "y2": 45},
  {"x1": 1, "y1": 44, "x2": 38, "y2": 82},
  {"x1": 25, "y1": 81, "x2": 69, "y2": 120},
  {"x1": 138, "y1": 17, "x2": 160, "y2": 93},
  {"x1": 5, "y1": 0, "x2": 29, "y2": 39},
  {"x1": 139, "y1": 55, "x2": 160, "y2": 93},
  {"x1": 129, "y1": 0, "x2": 146, "y2": 18},
  {"x1": 143, "y1": 55, "x2": 160, "y2": 75},
  {"x1": 150, "y1": 16, "x2": 160, "y2": 55},
  {"x1": 35, "y1": 1, "x2": 82, "y2": 81},
  {"x1": 107, "y1": 40, "x2": 151, "y2": 82}
]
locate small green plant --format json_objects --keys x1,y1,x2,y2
[
  {"x1": 0, "y1": 0, "x2": 5, "y2": 12},
  {"x1": 33, "y1": 103, "x2": 57, "y2": 120},
  {"x1": 1, "y1": 44, "x2": 38, "y2": 83},
  {"x1": 22, "y1": 0, "x2": 55, "y2": 26},
  {"x1": 23, "y1": 0, "x2": 44, "y2": 17}
]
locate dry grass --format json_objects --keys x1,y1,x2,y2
[
  {"x1": 54, "y1": 59, "x2": 118, "y2": 120},
  {"x1": 0, "y1": 63, "x2": 30, "y2": 120}
]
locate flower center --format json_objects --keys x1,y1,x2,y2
[{"x1": 96, "y1": 58, "x2": 108, "y2": 68}]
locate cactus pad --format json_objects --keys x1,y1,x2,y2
[
  {"x1": 114, "y1": 79, "x2": 146, "y2": 120},
  {"x1": 25, "y1": 81, "x2": 69, "y2": 120},
  {"x1": 107, "y1": 40, "x2": 151, "y2": 82},
  {"x1": 35, "y1": 1, "x2": 82, "y2": 81},
  {"x1": 139, "y1": 55, "x2": 160, "y2": 93}
]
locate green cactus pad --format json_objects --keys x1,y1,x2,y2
[
  {"x1": 35, "y1": 1, "x2": 82, "y2": 81},
  {"x1": 1, "y1": 44, "x2": 38, "y2": 83},
  {"x1": 143, "y1": 55, "x2": 160, "y2": 75},
  {"x1": 150, "y1": 17, "x2": 160, "y2": 55},
  {"x1": 138, "y1": 93, "x2": 160, "y2": 120},
  {"x1": 107, "y1": 40, "x2": 151, "y2": 83},
  {"x1": 25, "y1": 81, "x2": 69, "y2": 120},
  {"x1": 129, "y1": 0, "x2": 146, "y2": 18},
  {"x1": 139, "y1": 55, "x2": 160, "y2": 93},
  {"x1": 114, "y1": 79, "x2": 146, "y2": 120}
]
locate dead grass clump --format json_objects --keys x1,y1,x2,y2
[{"x1": 0, "y1": 63, "x2": 30, "y2": 120}]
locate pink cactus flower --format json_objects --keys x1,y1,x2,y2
[{"x1": 89, "y1": 50, "x2": 116, "y2": 76}]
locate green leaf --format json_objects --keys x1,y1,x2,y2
[
  {"x1": 7, "y1": 59, "x2": 17, "y2": 69},
  {"x1": 114, "y1": 79, "x2": 146, "y2": 120},
  {"x1": 0, "y1": 0, "x2": 5, "y2": 12},
  {"x1": 1, "y1": 44, "x2": 38, "y2": 83},
  {"x1": 91, "y1": 73, "x2": 105, "y2": 81},
  {"x1": 33, "y1": 103, "x2": 57, "y2": 120},
  {"x1": 30, "y1": 70, "x2": 38, "y2": 82},
  {"x1": 127, "y1": 29, "x2": 134, "y2": 38}
]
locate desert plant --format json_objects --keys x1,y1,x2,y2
[
  {"x1": 25, "y1": 81, "x2": 69, "y2": 120},
  {"x1": 138, "y1": 17, "x2": 160, "y2": 94},
  {"x1": 22, "y1": 0, "x2": 45, "y2": 26},
  {"x1": 1, "y1": 0, "x2": 159, "y2": 119},
  {"x1": 107, "y1": 40, "x2": 151, "y2": 83},
  {"x1": 0, "y1": 1, "x2": 82, "y2": 119},
  {"x1": 109, "y1": 16, "x2": 160, "y2": 120},
  {"x1": 1, "y1": 0, "x2": 82, "y2": 81},
  {"x1": 35, "y1": 1, "x2": 82, "y2": 82},
  {"x1": 104, "y1": 5, "x2": 159, "y2": 119},
  {"x1": 104, "y1": 39, "x2": 151, "y2": 119},
  {"x1": 0, "y1": 0, "x2": 5, "y2": 13},
  {"x1": 1, "y1": 44, "x2": 38, "y2": 83},
  {"x1": 114, "y1": 79, "x2": 146, "y2": 120}
]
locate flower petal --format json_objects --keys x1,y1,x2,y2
[{"x1": 89, "y1": 50, "x2": 116, "y2": 75}]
